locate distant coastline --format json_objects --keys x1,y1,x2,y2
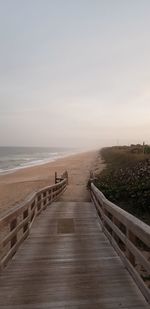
[
  {"x1": 0, "y1": 146, "x2": 77, "y2": 175},
  {"x1": 0, "y1": 150, "x2": 98, "y2": 217}
]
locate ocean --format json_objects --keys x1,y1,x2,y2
[{"x1": 0, "y1": 147, "x2": 74, "y2": 175}]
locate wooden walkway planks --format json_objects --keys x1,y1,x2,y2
[{"x1": 0, "y1": 202, "x2": 149, "y2": 308}]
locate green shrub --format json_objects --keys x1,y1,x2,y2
[
  {"x1": 144, "y1": 145, "x2": 150, "y2": 154},
  {"x1": 94, "y1": 146, "x2": 150, "y2": 225}
]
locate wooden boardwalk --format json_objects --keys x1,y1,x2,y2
[{"x1": 0, "y1": 201, "x2": 149, "y2": 308}]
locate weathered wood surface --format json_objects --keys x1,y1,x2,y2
[
  {"x1": 90, "y1": 183, "x2": 150, "y2": 303},
  {"x1": 0, "y1": 172, "x2": 68, "y2": 270},
  {"x1": 0, "y1": 202, "x2": 149, "y2": 308}
]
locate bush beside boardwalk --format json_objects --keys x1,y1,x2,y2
[{"x1": 93, "y1": 145, "x2": 150, "y2": 225}]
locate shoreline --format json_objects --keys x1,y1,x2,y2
[
  {"x1": 0, "y1": 151, "x2": 78, "y2": 176},
  {"x1": 0, "y1": 152, "x2": 82, "y2": 176},
  {"x1": 0, "y1": 150, "x2": 104, "y2": 218}
]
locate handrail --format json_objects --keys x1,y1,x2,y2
[
  {"x1": 0, "y1": 171, "x2": 68, "y2": 270},
  {"x1": 90, "y1": 182, "x2": 150, "y2": 304}
]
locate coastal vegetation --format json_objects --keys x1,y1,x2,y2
[{"x1": 93, "y1": 145, "x2": 150, "y2": 225}]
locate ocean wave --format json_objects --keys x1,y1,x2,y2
[{"x1": 0, "y1": 147, "x2": 76, "y2": 175}]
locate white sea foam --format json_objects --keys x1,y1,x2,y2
[{"x1": 0, "y1": 147, "x2": 77, "y2": 175}]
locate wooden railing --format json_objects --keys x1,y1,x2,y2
[
  {"x1": 0, "y1": 171, "x2": 68, "y2": 270},
  {"x1": 90, "y1": 182, "x2": 150, "y2": 304}
]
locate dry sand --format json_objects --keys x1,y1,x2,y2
[{"x1": 0, "y1": 150, "x2": 104, "y2": 217}]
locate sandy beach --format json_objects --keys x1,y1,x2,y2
[{"x1": 0, "y1": 150, "x2": 104, "y2": 217}]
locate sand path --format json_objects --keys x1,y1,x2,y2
[{"x1": 0, "y1": 150, "x2": 104, "y2": 217}]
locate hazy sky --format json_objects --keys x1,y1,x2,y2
[{"x1": 0, "y1": 0, "x2": 150, "y2": 149}]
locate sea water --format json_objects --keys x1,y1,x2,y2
[{"x1": 0, "y1": 146, "x2": 74, "y2": 174}]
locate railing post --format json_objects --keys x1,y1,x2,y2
[
  {"x1": 0, "y1": 171, "x2": 68, "y2": 270},
  {"x1": 126, "y1": 230, "x2": 136, "y2": 267},
  {"x1": 90, "y1": 182, "x2": 150, "y2": 304},
  {"x1": 55, "y1": 172, "x2": 57, "y2": 184},
  {"x1": 66, "y1": 171, "x2": 68, "y2": 185}
]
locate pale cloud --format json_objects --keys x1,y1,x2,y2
[{"x1": 0, "y1": 0, "x2": 150, "y2": 148}]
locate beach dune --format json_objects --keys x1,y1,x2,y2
[{"x1": 0, "y1": 151, "x2": 104, "y2": 217}]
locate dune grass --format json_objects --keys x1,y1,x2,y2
[{"x1": 94, "y1": 146, "x2": 150, "y2": 225}]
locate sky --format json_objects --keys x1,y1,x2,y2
[{"x1": 0, "y1": 0, "x2": 150, "y2": 149}]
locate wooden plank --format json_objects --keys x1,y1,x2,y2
[
  {"x1": 103, "y1": 213, "x2": 150, "y2": 274},
  {"x1": 0, "y1": 175, "x2": 68, "y2": 269},
  {"x1": 91, "y1": 183, "x2": 150, "y2": 247},
  {"x1": 0, "y1": 202, "x2": 148, "y2": 308},
  {"x1": 57, "y1": 219, "x2": 75, "y2": 234},
  {"x1": 90, "y1": 183, "x2": 150, "y2": 303}
]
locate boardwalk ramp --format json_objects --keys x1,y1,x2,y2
[{"x1": 0, "y1": 201, "x2": 149, "y2": 308}]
